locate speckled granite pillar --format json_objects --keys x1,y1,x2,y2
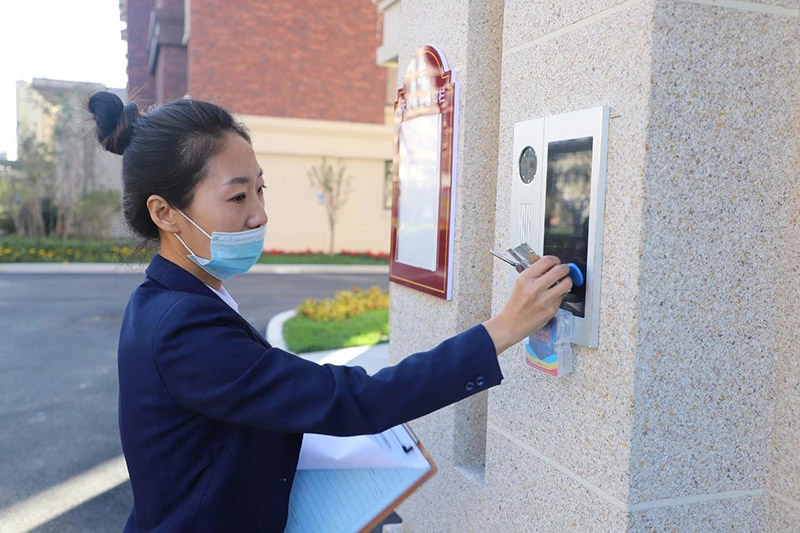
[
  {"x1": 390, "y1": 0, "x2": 799, "y2": 531},
  {"x1": 629, "y1": 2, "x2": 799, "y2": 530},
  {"x1": 488, "y1": 2, "x2": 654, "y2": 529},
  {"x1": 388, "y1": 0, "x2": 506, "y2": 531}
]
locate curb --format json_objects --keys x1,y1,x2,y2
[
  {"x1": 265, "y1": 309, "x2": 296, "y2": 350},
  {"x1": 0, "y1": 263, "x2": 389, "y2": 275}
]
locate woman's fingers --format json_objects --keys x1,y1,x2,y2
[
  {"x1": 519, "y1": 255, "x2": 561, "y2": 279},
  {"x1": 487, "y1": 256, "x2": 576, "y2": 354},
  {"x1": 534, "y1": 263, "x2": 571, "y2": 291},
  {"x1": 549, "y1": 275, "x2": 573, "y2": 299}
]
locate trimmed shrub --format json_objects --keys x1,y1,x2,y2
[{"x1": 296, "y1": 286, "x2": 389, "y2": 322}]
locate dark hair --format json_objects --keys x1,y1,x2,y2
[{"x1": 87, "y1": 91, "x2": 251, "y2": 241}]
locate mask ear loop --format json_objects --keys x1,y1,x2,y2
[
  {"x1": 177, "y1": 209, "x2": 212, "y2": 239},
  {"x1": 173, "y1": 232, "x2": 196, "y2": 256},
  {"x1": 172, "y1": 209, "x2": 211, "y2": 256}
]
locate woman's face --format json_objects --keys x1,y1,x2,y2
[{"x1": 177, "y1": 131, "x2": 268, "y2": 259}]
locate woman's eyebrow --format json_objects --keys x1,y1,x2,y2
[{"x1": 223, "y1": 169, "x2": 264, "y2": 187}]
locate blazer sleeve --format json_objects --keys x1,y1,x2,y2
[{"x1": 151, "y1": 294, "x2": 504, "y2": 436}]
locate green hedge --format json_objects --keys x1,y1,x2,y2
[
  {"x1": 0, "y1": 237, "x2": 391, "y2": 265},
  {"x1": 0, "y1": 237, "x2": 153, "y2": 263}
]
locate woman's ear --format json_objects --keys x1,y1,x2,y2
[{"x1": 147, "y1": 195, "x2": 179, "y2": 233}]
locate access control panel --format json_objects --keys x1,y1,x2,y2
[{"x1": 509, "y1": 106, "x2": 609, "y2": 348}]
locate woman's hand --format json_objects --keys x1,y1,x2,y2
[{"x1": 482, "y1": 256, "x2": 573, "y2": 355}]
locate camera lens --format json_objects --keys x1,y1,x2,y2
[{"x1": 518, "y1": 146, "x2": 537, "y2": 184}]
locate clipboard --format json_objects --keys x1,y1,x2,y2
[{"x1": 285, "y1": 423, "x2": 437, "y2": 533}]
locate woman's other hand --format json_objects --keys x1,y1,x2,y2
[{"x1": 482, "y1": 256, "x2": 573, "y2": 355}]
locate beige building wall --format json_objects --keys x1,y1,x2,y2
[
  {"x1": 15, "y1": 81, "x2": 57, "y2": 150},
  {"x1": 240, "y1": 115, "x2": 393, "y2": 254},
  {"x1": 385, "y1": 1, "x2": 799, "y2": 531}
]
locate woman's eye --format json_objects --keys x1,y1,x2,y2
[
  {"x1": 232, "y1": 194, "x2": 246, "y2": 202},
  {"x1": 257, "y1": 185, "x2": 266, "y2": 194}
]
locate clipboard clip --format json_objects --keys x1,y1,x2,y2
[{"x1": 402, "y1": 423, "x2": 420, "y2": 445}]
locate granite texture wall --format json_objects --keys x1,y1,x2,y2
[
  {"x1": 487, "y1": 1, "x2": 655, "y2": 529},
  {"x1": 630, "y1": 2, "x2": 799, "y2": 530},
  {"x1": 389, "y1": 0, "x2": 799, "y2": 531},
  {"x1": 388, "y1": 0, "x2": 506, "y2": 530}
]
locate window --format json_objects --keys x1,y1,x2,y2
[{"x1": 383, "y1": 160, "x2": 393, "y2": 210}]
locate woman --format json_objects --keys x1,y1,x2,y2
[{"x1": 88, "y1": 91, "x2": 572, "y2": 532}]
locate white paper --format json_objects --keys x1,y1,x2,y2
[
  {"x1": 286, "y1": 467, "x2": 424, "y2": 533},
  {"x1": 395, "y1": 114, "x2": 442, "y2": 272},
  {"x1": 298, "y1": 425, "x2": 429, "y2": 470}
]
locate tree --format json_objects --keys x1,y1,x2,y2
[
  {"x1": 307, "y1": 157, "x2": 352, "y2": 255},
  {"x1": 50, "y1": 86, "x2": 97, "y2": 239},
  {"x1": 7, "y1": 134, "x2": 55, "y2": 237},
  {"x1": 0, "y1": 159, "x2": 22, "y2": 235},
  {"x1": 73, "y1": 188, "x2": 121, "y2": 239}
]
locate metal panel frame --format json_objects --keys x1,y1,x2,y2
[{"x1": 510, "y1": 106, "x2": 609, "y2": 348}]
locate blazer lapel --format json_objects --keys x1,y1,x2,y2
[
  {"x1": 145, "y1": 254, "x2": 217, "y2": 298},
  {"x1": 145, "y1": 254, "x2": 274, "y2": 349}
]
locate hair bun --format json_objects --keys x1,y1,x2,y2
[{"x1": 88, "y1": 91, "x2": 139, "y2": 155}]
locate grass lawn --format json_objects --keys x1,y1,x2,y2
[{"x1": 283, "y1": 309, "x2": 389, "y2": 353}]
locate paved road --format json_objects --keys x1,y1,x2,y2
[{"x1": 0, "y1": 270, "x2": 388, "y2": 532}]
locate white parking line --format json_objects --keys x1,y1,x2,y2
[{"x1": 0, "y1": 455, "x2": 129, "y2": 533}]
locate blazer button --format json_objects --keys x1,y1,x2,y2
[
  {"x1": 465, "y1": 381, "x2": 475, "y2": 392},
  {"x1": 476, "y1": 376, "x2": 485, "y2": 387}
]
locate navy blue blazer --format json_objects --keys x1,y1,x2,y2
[{"x1": 118, "y1": 254, "x2": 504, "y2": 532}]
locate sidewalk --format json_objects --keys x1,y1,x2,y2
[
  {"x1": 265, "y1": 309, "x2": 390, "y2": 375},
  {"x1": 0, "y1": 263, "x2": 389, "y2": 275}
]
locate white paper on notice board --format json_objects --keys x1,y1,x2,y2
[{"x1": 395, "y1": 114, "x2": 442, "y2": 272}]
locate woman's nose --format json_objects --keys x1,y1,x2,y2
[{"x1": 250, "y1": 208, "x2": 268, "y2": 228}]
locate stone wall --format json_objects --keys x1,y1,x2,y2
[{"x1": 390, "y1": 0, "x2": 799, "y2": 530}]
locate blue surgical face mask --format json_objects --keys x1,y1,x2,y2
[{"x1": 173, "y1": 210, "x2": 266, "y2": 281}]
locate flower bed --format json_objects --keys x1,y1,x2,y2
[
  {"x1": 0, "y1": 237, "x2": 152, "y2": 263},
  {"x1": 285, "y1": 286, "x2": 390, "y2": 353}
]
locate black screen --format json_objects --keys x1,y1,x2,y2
[{"x1": 544, "y1": 137, "x2": 592, "y2": 318}]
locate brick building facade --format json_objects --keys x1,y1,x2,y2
[
  {"x1": 120, "y1": 0, "x2": 386, "y2": 123},
  {"x1": 118, "y1": 0, "x2": 394, "y2": 254},
  {"x1": 120, "y1": 0, "x2": 156, "y2": 107}
]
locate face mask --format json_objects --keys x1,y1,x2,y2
[{"x1": 173, "y1": 210, "x2": 266, "y2": 281}]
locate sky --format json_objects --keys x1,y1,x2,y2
[{"x1": 0, "y1": 1, "x2": 128, "y2": 160}]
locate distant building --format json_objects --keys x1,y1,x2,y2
[
  {"x1": 119, "y1": 0, "x2": 394, "y2": 254},
  {"x1": 15, "y1": 79, "x2": 126, "y2": 238},
  {"x1": 15, "y1": 80, "x2": 58, "y2": 151}
]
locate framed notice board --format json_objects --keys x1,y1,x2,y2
[{"x1": 389, "y1": 45, "x2": 459, "y2": 300}]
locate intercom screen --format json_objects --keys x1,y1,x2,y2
[{"x1": 544, "y1": 137, "x2": 592, "y2": 318}]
